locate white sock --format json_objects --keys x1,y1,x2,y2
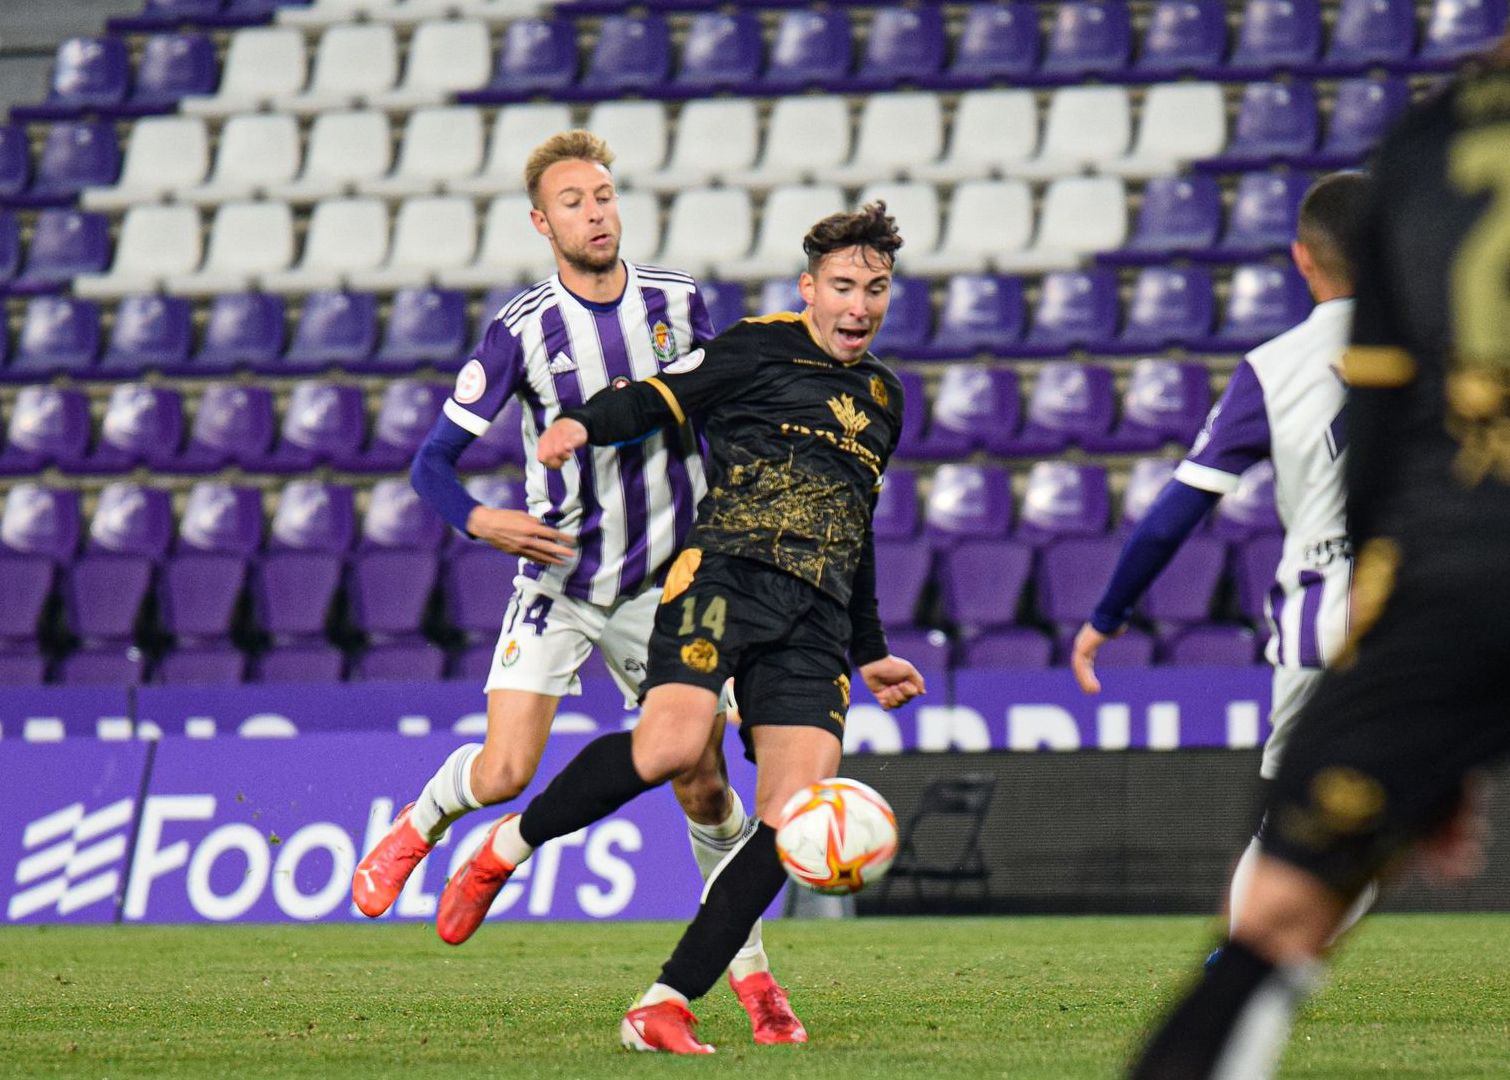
[
  {"x1": 1330, "y1": 879, "x2": 1378, "y2": 945},
  {"x1": 410, "y1": 744, "x2": 483, "y2": 844},
  {"x1": 636, "y1": 982, "x2": 688, "y2": 1008},
  {"x1": 1211, "y1": 960, "x2": 1323, "y2": 1080},
  {"x1": 1230, "y1": 836, "x2": 1379, "y2": 946},
  {"x1": 488, "y1": 813, "x2": 534, "y2": 867},
  {"x1": 686, "y1": 790, "x2": 768, "y2": 979}
]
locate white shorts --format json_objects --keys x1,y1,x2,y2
[
  {"x1": 1262, "y1": 665, "x2": 1324, "y2": 780},
  {"x1": 483, "y1": 574, "x2": 659, "y2": 706}
]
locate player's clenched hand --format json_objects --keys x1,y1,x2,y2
[
  {"x1": 859, "y1": 656, "x2": 926, "y2": 711},
  {"x1": 537, "y1": 418, "x2": 589, "y2": 469},
  {"x1": 466, "y1": 505, "x2": 575, "y2": 566},
  {"x1": 1070, "y1": 622, "x2": 1115, "y2": 695}
]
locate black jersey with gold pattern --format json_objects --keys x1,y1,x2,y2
[{"x1": 561, "y1": 312, "x2": 905, "y2": 607}]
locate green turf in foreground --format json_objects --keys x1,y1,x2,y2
[{"x1": 2, "y1": 915, "x2": 1507, "y2": 1079}]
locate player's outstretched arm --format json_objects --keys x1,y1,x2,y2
[
  {"x1": 859, "y1": 655, "x2": 925, "y2": 711},
  {"x1": 537, "y1": 416, "x2": 590, "y2": 469}
]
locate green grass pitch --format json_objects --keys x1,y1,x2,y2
[{"x1": 3, "y1": 915, "x2": 1508, "y2": 1078}]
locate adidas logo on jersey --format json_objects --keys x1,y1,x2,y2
[{"x1": 547, "y1": 352, "x2": 577, "y2": 376}]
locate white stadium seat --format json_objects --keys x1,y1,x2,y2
[
  {"x1": 1013, "y1": 86, "x2": 1132, "y2": 180},
  {"x1": 656, "y1": 188, "x2": 754, "y2": 279},
  {"x1": 166, "y1": 201, "x2": 296, "y2": 297},
  {"x1": 993, "y1": 176, "x2": 1128, "y2": 273},
  {"x1": 1103, "y1": 83, "x2": 1228, "y2": 179},
  {"x1": 285, "y1": 24, "x2": 399, "y2": 116},
  {"x1": 829, "y1": 93, "x2": 945, "y2": 187},
  {"x1": 585, "y1": 101, "x2": 668, "y2": 186},
  {"x1": 261, "y1": 196, "x2": 391, "y2": 293},
  {"x1": 437, "y1": 194, "x2": 554, "y2": 288},
  {"x1": 368, "y1": 19, "x2": 492, "y2": 110},
  {"x1": 265, "y1": 110, "x2": 392, "y2": 204},
  {"x1": 724, "y1": 97, "x2": 852, "y2": 190},
  {"x1": 636, "y1": 99, "x2": 759, "y2": 194},
  {"x1": 362, "y1": 106, "x2": 486, "y2": 198},
  {"x1": 75, "y1": 205, "x2": 202, "y2": 298},
  {"x1": 180, "y1": 113, "x2": 301, "y2": 206},
  {"x1": 82, "y1": 116, "x2": 208, "y2": 211},
  {"x1": 278, "y1": 0, "x2": 394, "y2": 26},
  {"x1": 911, "y1": 90, "x2": 1039, "y2": 184},
  {"x1": 856, "y1": 181, "x2": 941, "y2": 263},
  {"x1": 720, "y1": 183, "x2": 845, "y2": 283},
  {"x1": 616, "y1": 189, "x2": 661, "y2": 265},
  {"x1": 349, "y1": 195, "x2": 478, "y2": 291},
  {"x1": 904, "y1": 179, "x2": 1034, "y2": 277},
  {"x1": 447, "y1": 103, "x2": 573, "y2": 197},
  {"x1": 181, "y1": 27, "x2": 307, "y2": 117}
]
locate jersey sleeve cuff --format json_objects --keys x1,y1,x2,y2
[
  {"x1": 1173, "y1": 460, "x2": 1243, "y2": 494},
  {"x1": 443, "y1": 398, "x2": 490, "y2": 437}
]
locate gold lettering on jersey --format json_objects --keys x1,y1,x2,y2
[
  {"x1": 780, "y1": 421, "x2": 882, "y2": 475},
  {"x1": 869, "y1": 375, "x2": 888, "y2": 408},
  {"x1": 827, "y1": 394, "x2": 871, "y2": 439},
  {"x1": 791, "y1": 357, "x2": 831, "y2": 369}
]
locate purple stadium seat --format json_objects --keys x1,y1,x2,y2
[
  {"x1": 362, "y1": 478, "x2": 446, "y2": 551},
  {"x1": 13, "y1": 38, "x2": 131, "y2": 121},
  {"x1": 10, "y1": 297, "x2": 101, "y2": 378},
  {"x1": 450, "y1": 641, "x2": 494, "y2": 681},
  {"x1": 1317, "y1": 0, "x2": 1416, "y2": 72},
  {"x1": 757, "y1": 277, "x2": 803, "y2": 317},
  {"x1": 373, "y1": 288, "x2": 467, "y2": 373},
  {"x1": 476, "y1": 285, "x2": 529, "y2": 339},
  {"x1": 697, "y1": 279, "x2": 745, "y2": 336},
  {"x1": 0, "y1": 210, "x2": 16, "y2": 288},
  {"x1": 892, "y1": 368, "x2": 929, "y2": 459},
  {"x1": 577, "y1": 15, "x2": 671, "y2": 97},
  {"x1": 1119, "y1": 457, "x2": 1180, "y2": 533},
  {"x1": 215, "y1": 0, "x2": 294, "y2": 24},
  {"x1": 1162, "y1": 624, "x2": 1260, "y2": 665},
  {"x1": 1039, "y1": 0, "x2": 1133, "y2": 82},
  {"x1": 873, "y1": 540, "x2": 933, "y2": 628},
  {"x1": 1227, "y1": 0, "x2": 1323, "y2": 76},
  {"x1": 0, "y1": 649, "x2": 47, "y2": 684},
  {"x1": 113, "y1": 33, "x2": 219, "y2": 117},
  {"x1": 281, "y1": 291, "x2": 378, "y2": 373},
  {"x1": 1000, "y1": 362, "x2": 1116, "y2": 455},
  {"x1": 0, "y1": 126, "x2": 28, "y2": 202},
  {"x1": 1142, "y1": 535, "x2": 1228, "y2": 623},
  {"x1": 762, "y1": 10, "x2": 853, "y2": 91},
  {"x1": 1101, "y1": 175, "x2": 1222, "y2": 266},
  {"x1": 1058, "y1": 625, "x2": 1155, "y2": 667},
  {"x1": 190, "y1": 293, "x2": 286, "y2": 374},
  {"x1": 1100, "y1": 359, "x2": 1212, "y2": 450},
  {"x1": 177, "y1": 384, "x2": 276, "y2": 472},
  {"x1": 1018, "y1": 270, "x2": 1120, "y2": 356},
  {"x1": 256, "y1": 550, "x2": 342, "y2": 639},
  {"x1": 349, "y1": 380, "x2": 447, "y2": 472},
  {"x1": 159, "y1": 551, "x2": 248, "y2": 638},
  {"x1": 443, "y1": 544, "x2": 516, "y2": 636},
  {"x1": 873, "y1": 467, "x2": 920, "y2": 540},
  {"x1": 463, "y1": 474, "x2": 528, "y2": 514},
  {"x1": 0, "y1": 484, "x2": 82, "y2": 561},
  {"x1": 269, "y1": 481, "x2": 356, "y2": 553},
  {"x1": 1135, "y1": 0, "x2": 1227, "y2": 76},
  {"x1": 64, "y1": 553, "x2": 152, "y2": 640},
  {"x1": 155, "y1": 644, "x2": 246, "y2": 685},
  {"x1": 1197, "y1": 172, "x2": 1310, "y2": 261},
  {"x1": 1418, "y1": 0, "x2": 1509, "y2": 65},
  {"x1": 1198, "y1": 82, "x2": 1318, "y2": 171},
  {"x1": 253, "y1": 641, "x2": 345, "y2": 683},
  {"x1": 1213, "y1": 460, "x2": 1283, "y2": 541},
  {"x1": 920, "y1": 366, "x2": 1022, "y2": 458},
  {"x1": 265, "y1": 381, "x2": 367, "y2": 471},
  {"x1": 178, "y1": 482, "x2": 263, "y2": 556},
  {"x1": 0, "y1": 556, "x2": 53, "y2": 645},
  {"x1": 1110, "y1": 267, "x2": 1216, "y2": 353},
  {"x1": 1017, "y1": 462, "x2": 1111, "y2": 544},
  {"x1": 110, "y1": 0, "x2": 224, "y2": 30},
  {"x1": 460, "y1": 18, "x2": 578, "y2": 104},
  {"x1": 353, "y1": 640, "x2": 447, "y2": 682},
  {"x1": 959, "y1": 628, "x2": 1054, "y2": 670},
  {"x1": 869, "y1": 275, "x2": 931, "y2": 359},
  {"x1": 7, "y1": 121, "x2": 121, "y2": 208},
  {"x1": 11, "y1": 208, "x2": 111, "y2": 295},
  {"x1": 917, "y1": 274, "x2": 1026, "y2": 359},
  {"x1": 89, "y1": 385, "x2": 186, "y2": 472},
  {"x1": 1234, "y1": 534, "x2": 1283, "y2": 624},
  {"x1": 1297, "y1": 77, "x2": 1410, "y2": 166},
  {"x1": 846, "y1": 5, "x2": 946, "y2": 90},
  {"x1": 88, "y1": 483, "x2": 174, "y2": 560},
  {"x1": 934, "y1": 2, "x2": 1040, "y2": 87},
  {"x1": 99, "y1": 296, "x2": 193, "y2": 375},
  {"x1": 0, "y1": 388, "x2": 91, "y2": 473},
  {"x1": 348, "y1": 550, "x2": 438, "y2": 634},
  {"x1": 59, "y1": 646, "x2": 144, "y2": 686},
  {"x1": 939, "y1": 539, "x2": 1033, "y2": 630},
  {"x1": 1192, "y1": 263, "x2": 1312, "y2": 352},
  {"x1": 673, "y1": 12, "x2": 762, "y2": 93},
  {"x1": 1036, "y1": 536, "x2": 1121, "y2": 625},
  {"x1": 924, "y1": 464, "x2": 1013, "y2": 544},
  {"x1": 456, "y1": 396, "x2": 527, "y2": 472},
  {"x1": 883, "y1": 628, "x2": 951, "y2": 672}
]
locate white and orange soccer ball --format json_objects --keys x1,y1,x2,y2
[{"x1": 774, "y1": 777, "x2": 898, "y2": 895}]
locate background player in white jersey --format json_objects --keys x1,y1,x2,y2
[
  {"x1": 351, "y1": 131, "x2": 805, "y2": 1042},
  {"x1": 1070, "y1": 172, "x2": 1377, "y2": 939}
]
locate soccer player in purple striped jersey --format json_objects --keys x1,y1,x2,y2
[{"x1": 351, "y1": 131, "x2": 805, "y2": 1043}]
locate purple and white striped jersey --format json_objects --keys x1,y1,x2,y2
[
  {"x1": 444, "y1": 262, "x2": 713, "y2": 604},
  {"x1": 1175, "y1": 298, "x2": 1355, "y2": 669}
]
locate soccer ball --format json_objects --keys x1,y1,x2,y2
[{"x1": 774, "y1": 777, "x2": 898, "y2": 895}]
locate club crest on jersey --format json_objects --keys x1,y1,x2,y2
[
  {"x1": 680, "y1": 638, "x2": 718, "y2": 674},
  {"x1": 500, "y1": 640, "x2": 521, "y2": 667},
  {"x1": 650, "y1": 320, "x2": 677, "y2": 364},
  {"x1": 547, "y1": 351, "x2": 577, "y2": 376},
  {"x1": 869, "y1": 375, "x2": 888, "y2": 408},
  {"x1": 455, "y1": 359, "x2": 487, "y2": 405}
]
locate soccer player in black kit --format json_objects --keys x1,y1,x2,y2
[
  {"x1": 1130, "y1": 35, "x2": 1510, "y2": 1080},
  {"x1": 435, "y1": 202, "x2": 927, "y2": 1053}
]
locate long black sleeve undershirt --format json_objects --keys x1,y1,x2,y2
[{"x1": 562, "y1": 380, "x2": 682, "y2": 446}]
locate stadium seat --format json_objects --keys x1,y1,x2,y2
[
  {"x1": 361, "y1": 477, "x2": 446, "y2": 550},
  {"x1": 1014, "y1": 86, "x2": 1131, "y2": 180},
  {"x1": 284, "y1": 23, "x2": 399, "y2": 115},
  {"x1": 1199, "y1": 82, "x2": 1319, "y2": 171},
  {"x1": 348, "y1": 548, "x2": 439, "y2": 634},
  {"x1": 869, "y1": 275, "x2": 932, "y2": 360},
  {"x1": 1142, "y1": 535, "x2": 1229, "y2": 625},
  {"x1": 939, "y1": 539, "x2": 1034, "y2": 631},
  {"x1": 846, "y1": 5, "x2": 947, "y2": 90},
  {"x1": 0, "y1": 126, "x2": 28, "y2": 201},
  {"x1": 1197, "y1": 172, "x2": 1310, "y2": 262},
  {"x1": 1119, "y1": 457, "x2": 1180, "y2": 531},
  {"x1": 265, "y1": 110, "x2": 391, "y2": 204},
  {"x1": 615, "y1": 189, "x2": 660, "y2": 264},
  {"x1": 169, "y1": 201, "x2": 296, "y2": 297},
  {"x1": 349, "y1": 195, "x2": 477, "y2": 292},
  {"x1": 87, "y1": 483, "x2": 174, "y2": 560},
  {"x1": 1227, "y1": 0, "x2": 1323, "y2": 76},
  {"x1": 638, "y1": 100, "x2": 759, "y2": 195},
  {"x1": 919, "y1": 274, "x2": 1027, "y2": 359},
  {"x1": 177, "y1": 384, "x2": 277, "y2": 471},
  {"x1": 363, "y1": 107, "x2": 486, "y2": 199},
  {"x1": 994, "y1": 176, "x2": 1127, "y2": 274},
  {"x1": 182, "y1": 27, "x2": 307, "y2": 116},
  {"x1": 725, "y1": 97, "x2": 852, "y2": 190},
  {"x1": 263, "y1": 198, "x2": 390, "y2": 293},
  {"x1": 959, "y1": 627, "x2": 1054, "y2": 670},
  {"x1": 657, "y1": 188, "x2": 754, "y2": 280},
  {"x1": 158, "y1": 550, "x2": 248, "y2": 639},
  {"x1": 672, "y1": 11, "x2": 762, "y2": 94},
  {"x1": 0, "y1": 388, "x2": 91, "y2": 472},
  {"x1": 64, "y1": 549, "x2": 152, "y2": 640},
  {"x1": 911, "y1": 88, "x2": 1038, "y2": 183},
  {"x1": 110, "y1": 0, "x2": 224, "y2": 31},
  {"x1": 855, "y1": 182, "x2": 941, "y2": 266},
  {"x1": 1110, "y1": 271, "x2": 1217, "y2": 355},
  {"x1": 178, "y1": 483, "x2": 264, "y2": 556},
  {"x1": 352, "y1": 380, "x2": 447, "y2": 470},
  {"x1": 756, "y1": 278, "x2": 803, "y2": 317},
  {"x1": 0, "y1": 211, "x2": 17, "y2": 290},
  {"x1": 371, "y1": 288, "x2": 468, "y2": 372},
  {"x1": 1161, "y1": 625, "x2": 1260, "y2": 665},
  {"x1": 721, "y1": 183, "x2": 844, "y2": 283},
  {"x1": 1035, "y1": 537, "x2": 1122, "y2": 627},
  {"x1": 75, "y1": 203, "x2": 201, "y2": 298},
  {"x1": 268, "y1": 480, "x2": 357, "y2": 553},
  {"x1": 1134, "y1": 0, "x2": 1227, "y2": 76},
  {"x1": 266, "y1": 381, "x2": 367, "y2": 470},
  {"x1": 154, "y1": 645, "x2": 247, "y2": 686},
  {"x1": 278, "y1": 0, "x2": 395, "y2": 26},
  {"x1": 1103, "y1": 82, "x2": 1228, "y2": 179},
  {"x1": 924, "y1": 465, "x2": 1013, "y2": 544},
  {"x1": 906, "y1": 180, "x2": 1033, "y2": 279},
  {"x1": 7, "y1": 121, "x2": 121, "y2": 208},
  {"x1": 1017, "y1": 462, "x2": 1111, "y2": 544},
  {"x1": 82, "y1": 115, "x2": 209, "y2": 210},
  {"x1": 576, "y1": 14, "x2": 670, "y2": 98},
  {"x1": 1418, "y1": 0, "x2": 1510, "y2": 65},
  {"x1": 14, "y1": 37, "x2": 130, "y2": 121},
  {"x1": 1039, "y1": 0, "x2": 1133, "y2": 81},
  {"x1": 1316, "y1": 0, "x2": 1416, "y2": 72},
  {"x1": 762, "y1": 9, "x2": 852, "y2": 91},
  {"x1": 584, "y1": 101, "x2": 668, "y2": 186},
  {"x1": 918, "y1": 366, "x2": 1023, "y2": 458},
  {"x1": 1214, "y1": 461, "x2": 1283, "y2": 542},
  {"x1": 98, "y1": 296, "x2": 193, "y2": 376},
  {"x1": 56, "y1": 646, "x2": 145, "y2": 686},
  {"x1": 873, "y1": 540, "x2": 934, "y2": 629},
  {"x1": 189, "y1": 293, "x2": 286, "y2": 374},
  {"x1": 459, "y1": 17, "x2": 577, "y2": 103},
  {"x1": 1234, "y1": 534, "x2": 1282, "y2": 625},
  {"x1": 438, "y1": 193, "x2": 553, "y2": 288},
  {"x1": 1190, "y1": 263, "x2": 1312, "y2": 352},
  {"x1": 933, "y1": 2, "x2": 1040, "y2": 87},
  {"x1": 281, "y1": 291, "x2": 379, "y2": 371},
  {"x1": 696, "y1": 279, "x2": 745, "y2": 336},
  {"x1": 0, "y1": 485, "x2": 81, "y2": 562},
  {"x1": 254, "y1": 641, "x2": 346, "y2": 684},
  {"x1": 179, "y1": 113, "x2": 301, "y2": 207},
  {"x1": 369, "y1": 18, "x2": 491, "y2": 109},
  {"x1": 456, "y1": 397, "x2": 527, "y2": 472},
  {"x1": 1100, "y1": 175, "x2": 1222, "y2": 265},
  {"x1": 447, "y1": 103, "x2": 571, "y2": 197},
  {"x1": 112, "y1": 32, "x2": 219, "y2": 116},
  {"x1": 829, "y1": 93, "x2": 945, "y2": 187},
  {"x1": 10, "y1": 297, "x2": 101, "y2": 379},
  {"x1": 999, "y1": 362, "x2": 1115, "y2": 455},
  {"x1": 893, "y1": 369, "x2": 929, "y2": 459},
  {"x1": 11, "y1": 208, "x2": 112, "y2": 294},
  {"x1": 352, "y1": 640, "x2": 447, "y2": 681},
  {"x1": 873, "y1": 468, "x2": 920, "y2": 540},
  {"x1": 443, "y1": 544, "x2": 516, "y2": 647},
  {"x1": 1019, "y1": 269, "x2": 1120, "y2": 355},
  {"x1": 0, "y1": 544, "x2": 53, "y2": 644},
  {"x1": 1298, "y1": 77, "x2": 1410, "y2": 167}
]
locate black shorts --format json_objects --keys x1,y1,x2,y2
[
  {"x1": 1263, "y1": 554, "x2": 1510, "y2": 895},
  {"x1": 643, "y1": 549, "x2": 853, "y2": 759}
]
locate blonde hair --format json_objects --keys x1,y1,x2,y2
[{"x1": 524, "y1": 130, "x2": 615, "y2": 208}]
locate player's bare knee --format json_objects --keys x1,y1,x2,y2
[
  {"x1": 469, "y1": 754, "x2": 536, "y2": 805},
  {"x1": 670, "y1": 768, "x2": 730, "y2": 822}
]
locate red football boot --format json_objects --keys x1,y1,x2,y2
[
  {"x1": 729, "y1": 971, "x2": 808, "y2": 1045},
  {"x1": 351, "y1": 802, "x2": 433, "y2": 918},
  {"x1": 435, "y1": 814, "x2": 517, "y2": 945},
  {"x1": 620, "y1": 1001, "x2": 716, "y2": 1054}
]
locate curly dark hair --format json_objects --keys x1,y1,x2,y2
[{"x1": 803, "y1": 201, "x2": 904, "y2": 274}]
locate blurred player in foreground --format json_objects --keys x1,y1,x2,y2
[{"x1": 1130, "y1": 36, "x2": 1510, "y2": 1080}]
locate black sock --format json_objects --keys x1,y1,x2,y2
[
  {"x1": 658, "y1": 821, "x2": 787, "y2": 1001},
  {"x1": 518, "y1": 731, "x2": 656, "y2": 849},
  {"x1": 1130, "y1": 940, "x2": 1310, "y2": 1080}
]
